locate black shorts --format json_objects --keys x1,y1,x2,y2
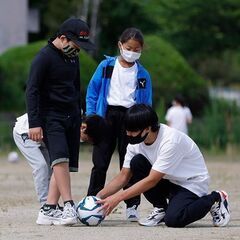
[{"x1": 42, "y1": 112, "x2": 80, "y2": 172}]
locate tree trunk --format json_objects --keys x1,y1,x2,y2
[
  {"x1": 89, "y1": 0, "x2": 101, "y2": 56},
  {"x1": 77, "y1": 0, "x2": 90, "y2": 21}
]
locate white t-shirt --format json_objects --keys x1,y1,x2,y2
[
  {"x1": 13, "y1": 113, "x2": 29, "y2": 134},
  {"x1": 165, "y1": 105, "x2": 190, "y2": 134},
  {"x1": 106, "y1": 58, "x2": 137, "y2": 108},
  {"x1": 123, "y1": 124, "x2": 210, "y2": 197},
  {"x1": 184, "y1": 106, "x2": 192, "y2": 122}
]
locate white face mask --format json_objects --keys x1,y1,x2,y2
[{"x1": 120, "y1": 44, "x2": 141, "y2": 63}]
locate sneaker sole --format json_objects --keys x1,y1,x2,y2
[
  {"x1": 36, "y1": 216, "x2": 61, "y2": 225},
  {"x1": 138, "y1": 221, "x2": 162, "y2": 227},
  {"x1": 60, "y1": 217, "x2": 78, "y2": 226}
]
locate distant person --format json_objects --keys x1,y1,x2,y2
[
  {"x1": 86, "y1": 27, "x2": 152, "y2": 221},
  {"x1": 25, "y1": 18, "x2": 95, "y2": 225},
  {"x1": 165, "y1": 95, "x2": 192, "y2": 134},
  {"x1": 13, "y1": 113, "x2": 51, "y2": 207},
  {"x1": 97, "y1": 104, "x2": 230, "y2": 228}
]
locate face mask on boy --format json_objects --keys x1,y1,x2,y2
[
  {"x1": 119, "y1": 43, "x2": 141, "y2": 63},
  {"x1": 127, "y1": 129, "x2": 149, "y2": 145},
  {"x1": 62, "y1": 45, "x2": 80, "y2": 58}
]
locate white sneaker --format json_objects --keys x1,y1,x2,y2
[
  {"x1": 138, "y1": 207, "x2": 165, "y2": 227},
  {"x1": 210, "y1": 190, "x2": 230, "y2": 227},
  {"x1": 36, "y1": 208, "x2": 62, "y2": 225},
  {"x1": 126, "y1": 205, "x2": 139, "y2": 222},
  {"x1": 60, "y1": 202, "x2": 78, "y2": 225}
]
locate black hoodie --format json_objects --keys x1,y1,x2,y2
[{"x1": 26, "y1": 40, "x2": 81, "y2": 128}]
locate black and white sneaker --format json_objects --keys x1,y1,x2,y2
[
  {"x1": 138, "y1": 207, "x2": 165, "y2": 227},
  {"x1": 60, "y1": 202, "x2": 78, "y2": 225},
  {"x1": 36, "y1": 207, "x2": 62, "y2": 225},
  {"x1": 210, "y1": 190, "x2": 230, "y2": 227}
]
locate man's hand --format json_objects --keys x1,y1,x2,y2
[
  {"x1": 28, "y1": 127, "x2": 43, "y2": 142},
  {"x1": 97, "y1": 194, "x2": 122, "y2": 217}
]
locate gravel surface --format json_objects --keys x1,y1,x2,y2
[{"x1": 0, "y1": 150, "x2": 239, "y2": 240}]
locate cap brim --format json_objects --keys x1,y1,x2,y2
[{"x1": 72, "y1": 39, "x2": 96, "y2": 50}]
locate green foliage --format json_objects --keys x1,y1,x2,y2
[
  {"x1": 29, "y1": 0, "x2": 83, "y2": 38},
  {"x1": 0, "y1": 41, "x2": 45, "y2": 111},
  {"x1": 135, "y1": 0, "x2": 240, "y2": 86},
  {"x1": 0, "y1": 41, "x2": 97, "y2": 111},
  {"x1": 43, "y1": 0, "x2": 83, "y2": 36},
  {"x1": 141, "y1": 35, "x2": 209, "y2": 115},
  {"x1": 155, "y1": 97, "x2": 166, "y2": 123},
  {"x1": 197, "y1": 49, "x2": 240, "y2": 86},
  {"x1": 97, "y1": 0, "x2": 158, "y2": 58},
  {"x1": 0, "y1": 113, "x2": 16, "y2": 150},
  {"x1": 145, "y1": 0, "x2": 240, "y2": 58},
  {"x1": 190, "y1": 99, "x2": 240, "y2": 150}
]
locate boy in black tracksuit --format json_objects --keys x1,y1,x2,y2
[{"x1": 26, "y1": 18, "x2": 95, "y2": 225}]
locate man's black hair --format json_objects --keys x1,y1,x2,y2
[
  {"x1": 82, "y1": 114, "x2": 107, "y2": 144},
  {"x1": 124, "y1": 104, "x2": 159, "y2": 132}
]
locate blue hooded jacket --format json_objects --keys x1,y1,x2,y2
[{"x1": 86, "y1": 56, "x2": 152, "y2": 117}]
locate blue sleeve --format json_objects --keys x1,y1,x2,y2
[
  {"x1": 144, "y1": 70, "x2": 153, "y2": 106},
  {"x1": 86, "y1": 60, "x2": 105, "y2": 115}
]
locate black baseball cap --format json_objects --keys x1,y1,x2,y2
[{"x1": 58, "y1": 18, "x2": 95, "y2": 50}]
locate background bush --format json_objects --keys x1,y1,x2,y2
[
  {"x1": 0, "y1": 41, "x2": 97, "y2": 112},
  {"x1": 141, "y1": 35, "x2": 209, "y2": 116},
  {"x1": 189, "y1": 99, "x2": 240, "y2": 150}
]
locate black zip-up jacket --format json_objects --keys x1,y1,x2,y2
[{"x1": 26, "y1": 40, "x2": 81, "y2": 128}]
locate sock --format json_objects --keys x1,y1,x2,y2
[
  {"x1": 42, "y1": 204, "x2": 57, "y2": 211},
  {"x1": 64, "y1": 200, "x2": 74, "y2": 207},
  {"x1": 57, "y1": 203, "x2": 64, "y2": 211}
]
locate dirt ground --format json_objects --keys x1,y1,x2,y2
[{"x1": 0, "y1": 149, "x2": 239, "y2": 240}]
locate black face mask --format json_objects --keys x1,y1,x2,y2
[{"x1": 127, "y1": 129, "x2": 149, "y2": 145}]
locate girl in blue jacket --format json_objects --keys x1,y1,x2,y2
[{"x1": 86, "y1": 28, "x2": 152, "y2": 221}]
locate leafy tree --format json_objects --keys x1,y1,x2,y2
[
  {"x1": 96, "y1": 0, "x2": 158, "y2": 58},
  {"x1": 146, "y1": 0, "x2": 240, "y2": 59},
  {"x1": 134, "y1": 0, "x2": 240, "y2": 86},
  {"x1": 29, "y1": 0, "x2": 83, "y2": 39}
]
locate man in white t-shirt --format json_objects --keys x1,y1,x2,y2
[
  {"x1": 97, "y1": 104, "x2": 230, "y2": 228},
  {"x1": 165, "y1": 95, "x2": 192, "y2": 134}
]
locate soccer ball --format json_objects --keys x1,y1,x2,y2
[
  {"x1": 76, "y1": 196, "x2": 105, "y2": 226},
  {"x1": 7, "y1": 151, "x2": 19, "y2": 163}
]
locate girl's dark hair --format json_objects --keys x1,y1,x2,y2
[
  {"x1": 82, "y1": 115, "x2": 107, "y2": 144},
  {"x1": 174, "y1": 94, "x2": 185, "y2": 106},
  {"x1": 125, "y1": 104, "x2": 159, "y2": 132},
  {"x1": 119, "y1": 28, "x2": 144, "y2": 47}
]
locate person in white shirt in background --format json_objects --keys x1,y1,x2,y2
[
  {"x1": 97, "y1": 104, "x2": 230, "y2": 228},
  {"x1": 165, "y1": 95, "x2": 192, "y2": 135},
  {"x1": 13, "y1": 113, "x2": 51, "y2": 207}
]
